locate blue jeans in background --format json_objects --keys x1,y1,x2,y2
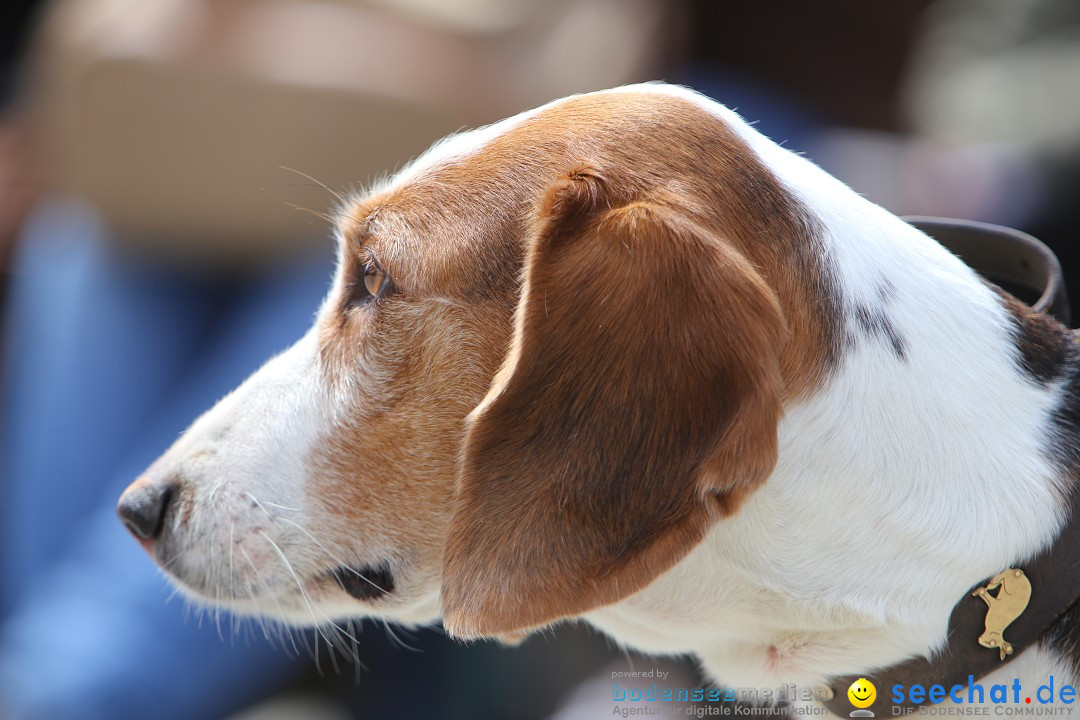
[{"x1": 1, "y1": 199, "x2": 334, "y2": 719}]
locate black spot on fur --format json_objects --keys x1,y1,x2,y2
[
  {"x1": 1050, "y1": 362, "x2": 1080, "y2": 478},
  {"x1": 851, "y1": 303, "x2": 907, "y2": 360},
  {"x1": 331, "y1": 564, "x2": 395, "y2": 601},
  {"x1": 994, "y1": 286, "x2": 1073, "y2": 386},
  {"x1": 877, "y1": 278, "x2": 898, "y2": 303}
]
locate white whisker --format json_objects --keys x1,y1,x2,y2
[
  {"x1": 259, "y1": 533, "x2": 334, "y2": 650},
  {"x1": 238, "y1": 544, "x2": 298, "y2": 655},
  {"x1": 382, "y1": 619, "x2": 422, "y2": 653},
  {"x1": 273, "y1": 515, "x2": 389, "y2": 597},
  {"x1": 261, "y1": 500, "x2": 302, "y2": 513}
]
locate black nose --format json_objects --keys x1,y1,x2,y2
[{"x1": 117, "y1": 483, "x2": 174, "y2": 541}]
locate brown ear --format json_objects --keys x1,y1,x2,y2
[{"x1": 441, "y1": 167, "x2": 787, "y2": 638}]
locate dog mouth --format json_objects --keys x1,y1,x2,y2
[{"x1": 329, "y1": 564, "x2": 395, "y2": 602}]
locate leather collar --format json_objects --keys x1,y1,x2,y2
[{"x1": 822, "y1": 218, "x2": 1078, "y2": 717}]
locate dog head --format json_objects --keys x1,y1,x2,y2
[{"x1": 118, "y1": 84, "x2": 836, "y2": 637}]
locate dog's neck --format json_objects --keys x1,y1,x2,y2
[
  {"x1": 588, "y1": 212, "x2": 1078, "y2": 692},
  {"x1": 569, "y1": 90, "x2": 1080, "y2": 693}
]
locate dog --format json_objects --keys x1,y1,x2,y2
[
  {"x1": 973, "y1": 569, "x2": 1033, "y2": 660},
  {"x1": 118, "y1": 82, "x2": 1080, "y2": 705}
]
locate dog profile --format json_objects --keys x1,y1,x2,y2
[
  {"x1": 118, "y1": 83, "x2": 1080, "y2": 702},
  {"x1": 973, "y1": 569, "x2": 1033, "y2": 660}
]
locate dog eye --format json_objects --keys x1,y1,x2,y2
[
  {"x1": 349, "y1": 257, "x2": 393, "y2": 307},
  {"x1": 364, "y1": 266, "x2": 387, "y2": 297}
]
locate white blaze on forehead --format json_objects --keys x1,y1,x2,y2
[
  {"x1": 378, "y1": 117, "x2": 521, "y2": 191},
  {"x1": 379, "y1": 91, "x2": 580, "y2": 192},
  {"x1": 380, "y1": 82, "x2": 753, "y2": 194}
]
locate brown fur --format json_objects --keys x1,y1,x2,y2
[
  {"x1": 442, "y1": 168, "x2": 788, "y2": 636},
  {"x1": 307, "y1": 91, "x2": 840, "y2": 635}
]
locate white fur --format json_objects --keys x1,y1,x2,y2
[
  {"x1": 128, "y1": 83, "x2": 1079, "y2": 705},
  {"x1": 582, "y1": 85, "x2": 1074, "y2": 695}
]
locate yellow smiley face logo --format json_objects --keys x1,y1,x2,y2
[{"x1": 848, "y1": 678, "x2": 876, "y2": 708}]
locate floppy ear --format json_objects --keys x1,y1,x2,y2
[{"x1": 441, "y1": 166, "x2": 787, "y2": 638}]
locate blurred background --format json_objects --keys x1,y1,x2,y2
[{"x1": 2, "y1": 0, "x2": 1079, "y2": 718}]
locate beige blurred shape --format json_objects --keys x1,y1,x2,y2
[
  {"x1": 31, "y1": 0, "x2": 671, "y2": 265},
  {"x1": 224, "y1": 693, "x2": 352, "y2": 720}
]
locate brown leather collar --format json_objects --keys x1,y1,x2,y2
[{"x1": 822, "y1": 218, "x2": 1078, "y2": 717}]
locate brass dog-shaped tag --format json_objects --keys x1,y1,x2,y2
[{"x1": 972, "y1": 569, "x2": 1031, "y2": 660}]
